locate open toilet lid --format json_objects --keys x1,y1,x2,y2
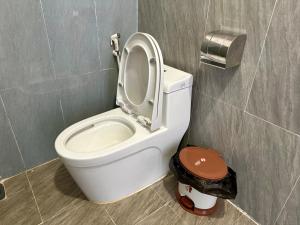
[{"x1": 116, "y1": 32, "x2": 163, "y2": 131}]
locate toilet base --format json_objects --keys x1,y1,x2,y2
[{"x1": 176, "y1": 190, "x2": 217, "y2": 216}]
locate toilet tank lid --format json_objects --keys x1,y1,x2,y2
[{"x1": 163, "y1": 65, "x2": 193, "y2": 93}]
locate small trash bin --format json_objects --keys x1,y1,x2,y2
[{"x1": 170, "y1": 146, "x2": 237, "y2": 216}]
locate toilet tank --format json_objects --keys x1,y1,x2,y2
[{"x1": 162, "y1": 65, "x2": 193, "y2": 130}]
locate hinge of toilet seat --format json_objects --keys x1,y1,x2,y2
[
  {"x1": 137, "y1": 116, "x2": 152, "y2": 127},
  {"x1": 117, "y1": 99, "x2": 133, "y2": 115}
]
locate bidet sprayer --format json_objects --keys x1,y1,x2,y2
[{"x1": 110, "y1": 33, "x2": 121, "y2": 68}]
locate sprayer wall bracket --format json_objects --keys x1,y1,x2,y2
[{"x1": 110, "y1": 33, "x2": 121, "y2": 68}]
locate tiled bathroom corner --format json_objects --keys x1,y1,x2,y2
[
  {"x1": 0, "y1": 173, "x2": 41, "y2": 225},
  {"x1": 0, "y1": 0, "x2": 138, "y2": 179},
  {"x1": 1, "y1": 0, "x2": 299, "y2": 224},
  {"x1": 139, "y1": 0, "x2": 300, "y2": 224},
  {"x1": 0, "y1": 159, "x2": 257, "y2": 225}
]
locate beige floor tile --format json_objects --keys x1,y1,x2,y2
[
  {"x1": 233, "y1": 214, "x2": 257, "y2": 225},
  {"x1": 154, "y1": 175, "x2": 178, "y2": 207},
  {"x1": 105, "y1": 186, "x2": 166, "y2": 225},
  {"x1": 0, "y1": 163, "x2": 252, "y2": 225},
  {"x1": 27, "y1": 159, "x2": 84, "y2": 221},
  {"x1": 0, "y1": 173, "x2": 41, "y2": 225},
  {"x1": 44, "y1": 198, "x2": 114, "y2": 225},
  {"x1": 4, "y1": 172, "x2": 29, "y2": 197},
  {"x1": 136, "y1": 205, "x2": 180, "y2": 225}
]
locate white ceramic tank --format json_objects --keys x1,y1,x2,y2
[{"x1": 162, "y1": 65, "x2": 193, "y2": 131}]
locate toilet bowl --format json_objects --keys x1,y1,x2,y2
[{"x1": 55, "y1": 32, "x2": 193, "y2": 203}]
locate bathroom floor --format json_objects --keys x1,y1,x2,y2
[{"x1": 0, "y1": 159, "x2": 256, "y2": 225}]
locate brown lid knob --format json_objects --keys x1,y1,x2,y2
[{"x1": 179, "y1": 147, "x2": 228, "y2": 180}]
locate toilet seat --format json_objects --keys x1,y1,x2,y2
[{"x1": 116, "y1": 32, "x2": 164, "y2": 131}]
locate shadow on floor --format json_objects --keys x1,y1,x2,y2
[{"x1": 54, "y1": 163, "x2": 86, "y2": 201}]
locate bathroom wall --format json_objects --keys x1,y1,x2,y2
[
  {"x1": 0, "y1": 0, "x2": 137, "y2": 179},
  {"x1": 139, "y1": 0, "x2": 300, "y2": 224}
]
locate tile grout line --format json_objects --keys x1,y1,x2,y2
[
  {"x1": 41, "y1": 199, "x2": 82, "y2": 224},
  {"x1": 0, "y1": 94, "x2": 26, "y2": 171},
  {"x1": 243, "y1": 0, "x2": 279, "y2": 112},
  {"x1": 39, "y1": 0, "x2": 57, "y2": 79},
  {"x1": 25, "y1": 171, "x2": 44, "y2": 224},
  {"x1": 203, "y1": 0, "x2": 211, "y2": 36},
  {"x1": 245, "y1": 111, "x2": 300, "y2": 138},
  {"x1": 151, "y1": 186, "x2": 181, "y2": 220},
  {"x1": 48, "y1": 68, "x2": 116, "y2": 81},
  {"x1": 135, "y1": 201, "x2": 170, "y2": 225},
  {"x1": 102, "y1": 67, "x2": 117, "y2": 71},
  {"x1": 136, "y1": 0, "x2": 138, "y2": 31},
  {"x1": 166, "y1": 202, "x2": 179, "y2": 217},
  {"x1": 199, "y1": 90, "x2": 300, "y2": 139},
  {"x1": 0, "y1": 68, "x2": 117, "y2": 93},
  {"x1": 26, "y1": 158, "x2": 59, "y2": 172},
  {"x1": 231, "y1": 211, "x2": 246, "y2": 225},
  {"x1": 273, "y1": 174, "x2": 300, "y2": 225},
  {"x1": 199, "y1": 91, "x2": 243, "y2": 113},
  {"x1": 227, "y1": 200, "x2": 260, "y2": 225},
  {"x1": 153, "y1": 186, "x2": 169, "y2": 205},
  {"x1": 105, "y1": 208, "x2": 117, "y2": 225},
  {"x1": 93, "y1": 0, "x2": 102, "y2": 70},
  {"x1": 59, "y1": 99, "x2": 66, "y2": 127},
  {"x1": 2, "y1": 92, "x2": 44, "y2": 222}
]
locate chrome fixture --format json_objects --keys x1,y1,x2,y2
[
  {"x1": 110, "y1": 33, "x2": 121, "y2": 68},
  {"x1": 200, "y1": 31, "x2": 247, "y2": 69}
]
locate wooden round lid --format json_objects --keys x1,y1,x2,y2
[{"x1": 179, "y1": 147, "x2": 228, "y2": 180}]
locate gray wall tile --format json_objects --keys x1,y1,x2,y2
[
  {"x1": 0, "y1": 99, "x2": 24, "y2": 178},
  {"x1": 0, "y1": 0, "x2": 136, "y2": 178},
  {"x1": 189, "y1": 94, "x2": 243, "y2": 165},
  {"x1": 0, "y1": 0, "x2": 53, "y2": 90},
  {"x1": 200, "y1": 0, "x2": 276, "y2": 108},
  {"x1": 231, "y1": 113, "x2": 300, "y2": 225},
  {"x1": 60, "y1": 69, "x2": 118, "y2": 126},
  {"x1": 100, "y1": 69, "x2": 118, "y2": 111},
  {"x1": 95, "y1": 0, "x2": 138, "y2": 69},
  {"x1": 247, "y1": 0, "x2": 300, "y2": 135},
  {"x1": 139, "y1": 0, "x2": 209, "y2": 75},
  {"x1": 0, "y1": 69, "x2": 119, "y2": 175},
  {"x1": 275, "y1": 177, "x2": 300, "y2": 225},
  {"x1": 42, "y1": 0, "x2": 100, "y2": 77},
  {"x1": 1, "y1": 82, "x2": 65, "y2": 169},
  {"x1": 139, "y1": 0, "x2": 300, "y2": 224}
]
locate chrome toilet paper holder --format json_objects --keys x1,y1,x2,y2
[{"x1": 200, "y1": 31, "x2": 247, "y2": 69}]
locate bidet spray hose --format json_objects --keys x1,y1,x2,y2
[{"x1": 110, "y1": 33, "x2": 121, "y2": 69}]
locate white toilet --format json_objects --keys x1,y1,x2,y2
[{"x1": 55, "y1": 32, "x2": 193, "y2": 203}]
